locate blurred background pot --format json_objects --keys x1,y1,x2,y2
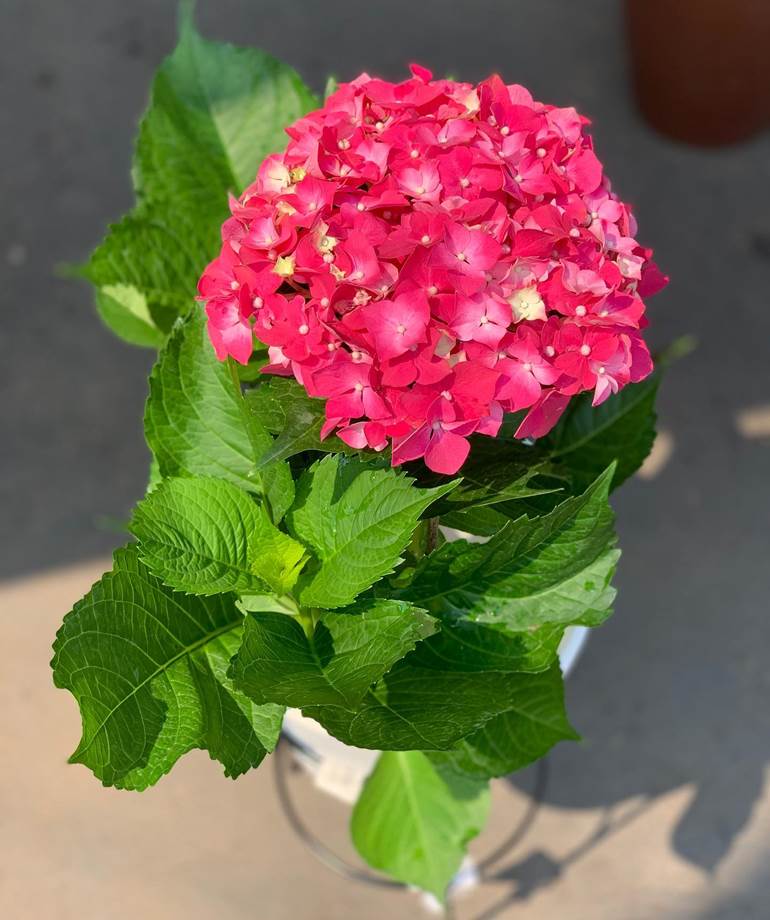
[{"x1": 626, "y1": 0, "x2": 770, "y2": 145}]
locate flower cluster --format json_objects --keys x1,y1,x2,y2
[{"x1": 199, "y1": 65, "x2": 667, "y2": 474}]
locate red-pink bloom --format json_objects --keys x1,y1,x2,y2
[{"x1": 198, "y1": 68, "x2": 666, "y2": 474}]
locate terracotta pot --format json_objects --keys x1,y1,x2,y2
[{"x1": 626, "y1": 0, "x2": 770, "y2": 145}]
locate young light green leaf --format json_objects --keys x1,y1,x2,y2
[
  {"x1": 84, "y1": 13, "x2": 318, "y2": 340},
  {"x1": 324, "y1": 75, "x2": 339, "y2": 100},
  {"x1": 351, "y1": 751, "x2": 490, "y2": 900},
  {"x1": 95, "y1": 283, "x2": 167, "y2": 348},
  {"x1": 230, "y1": 599, "x2": 437, "y2": 709},
  {"x1": 130, "y1": 477, "x2": 307, "y2": 596},
  {"x1": 287, "y1": 455, "x2": 458, "y2": 608},
  {"x1": 145, "y1": 310, "x2": 294, "y2": 519},
  {"x1": 428, "y1": 664, "x2": 579, "y2": 779},
  {"x1": 543, "y1": 374, "x2": 659, "y2": 492},
  {"x1": 83, "y1": 212, "x2": 208, "y2": 338},
  {"x1": 404, "y1": 467, "x2": 619, "y2": 631},
  {"x1": 51, "y1": 545, "x2": 283, "y2": 789}
]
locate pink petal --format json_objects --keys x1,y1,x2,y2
[{"x1": 424, "y1": 429, "x2": 471, "y2": 474}]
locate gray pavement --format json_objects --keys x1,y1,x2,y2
[{"x1": 2, "y1": 2, "x2": 770, "y2": 917}]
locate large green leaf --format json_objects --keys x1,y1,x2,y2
[
  {"x1": 351, "y1": 751, "x2": 490, "y2": 899},
  {"x1": 230, "y1": 599, "x2": 436, "y2": 709},
  {"x1": 404, "y1": 468, "x2": 619, "y2": 631},
  {"x1": 303, "y1": 589, "x2": 573, "y2": 751},
  {"x1": 130, "y1": 476, "x2": 307, "y2": 596},
  {"x1": 543, "y1": 375, "x2": 659, "y2": 492},
  {"x1": 136, "y1": 8, "x2": 318, "y2": 209},
  {"x1": 83, "y1": 10, "x2": 317, "y2": 342},
  {"x1": 304, "y1": 657, "x2": 551, "y2": 751},
  {"x1": 145, "y1": 310, "x2": 294, "y2": 518},
  {"x1": 51, "y1": 545, "x2": 283, "y2": 789},
  {"x1": 415, "y1": 615, "x2": 564, "y2": 675},
  {"x1": 429, "y1": 664, "x2": 578, "y2": 779},
  {"x1": 286, "y1": 455, "x2": 458, "y2": 608}
]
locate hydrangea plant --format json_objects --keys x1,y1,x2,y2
[{"x1": 52, "y1": 8, "x2": 666, "y2": 901}]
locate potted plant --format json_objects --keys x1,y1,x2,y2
[
  {"x1": 626, "y1": 0, "x2": 770, "y2": 145},
  {"x1": 51, "y1": 6, "x2": 667, "y2": 904}
]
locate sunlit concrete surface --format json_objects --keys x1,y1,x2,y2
[
  {"x1": 637, "y1": 430, "x2": 674, "y2": 480},
  {"x1": 735, "y1": 405, "x2": 770, "y2": 440}
]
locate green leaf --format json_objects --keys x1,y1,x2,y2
[
  {"x1": 303, "y1": 579, "x2": 570, "y2": 752},
  {"x1": 95, "y1": 283, "x2": 166, "y2": 348},
  {"x1": 84, "y1": 12, "x2": 317, "y2": 340},
  {"x1": 351, "y1": 751, "x2": 490, "y2": 899},
  {"x1": 137, "y1": 11, "x2": 318, "y2": 208},
  {"x1": 304, "y1": 617, "x2": 561, "y2": 749},
  {"x1": 404, "y1": 467, "x2": 619, "y2": 631},
  {"x1": 245, "y1": 377, "x2": 354, "y2": 468},
  {"x1": 411, "y1": 435, "x2": 554, "y2": 513},
  {"x1": 82, "y1": 211, "x2": 210, "y2": 334},
  {"x1": 146, "y1": 453, "x2": 162, "y2": 495},
  {"x1": 230, "y1": 598, "x2": 437, "y2": 709},
  {"x1": 324, "y1": 75, "x2": 339, "y2": 100},
  {"x1": 428, "y1": 664, "x2": 578, "y2": 779},
  {"x1": 439, "y1": 504, "x2": 510, "y2": 537},
  {"x1": 130, "y1": 477, "x2": 307, "y2": 596},
  {"x1": 543, "y1": 375, "x2": 659, "y2": 492},
  {"x1": 287, "y1": 455, "x2": 458, "y2": 608},
  {"x1": 415, "y1": 616, "x2": 564, "y2": 675},
  {"x1": 51, "y1": 545, "x2": 283, "y2": 789},
  {"x1": 144, "y1": 310, "x2": 294, "y2": 518}
]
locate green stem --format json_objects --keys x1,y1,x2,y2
[
  {"x1": 296, "y1": 607, "x2": 319, "y2": 640},
  {"x1": 407, "y1": 516, "x2": 440, "y2": 563}
]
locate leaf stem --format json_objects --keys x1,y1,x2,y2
[{"x1": 296, "y1": 607, "x2": 319, "y2": 639}]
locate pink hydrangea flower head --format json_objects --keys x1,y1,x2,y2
[{"x1": 198, "y1": 66, "x2": 667, "y2": 474}]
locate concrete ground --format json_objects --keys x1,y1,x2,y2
[{"x1": 2, "y1": 1, "x2": 770, "y2": 917}]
